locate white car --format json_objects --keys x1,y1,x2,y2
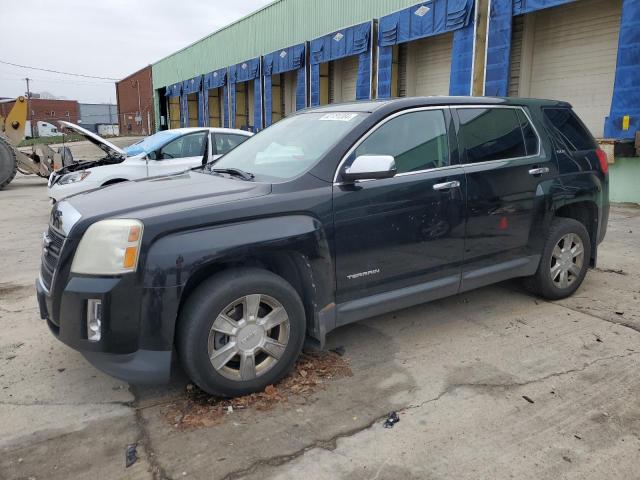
[{"x1": 48, "y1": 122, "x2": 252, "y2": 201}]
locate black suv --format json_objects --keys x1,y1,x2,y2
[{"x1": 36, "y1": 97, "x2": 609, "y2": 397}]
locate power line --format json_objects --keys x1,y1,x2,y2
[{"x1": 0, "y1": 59, "x2": 119, "y2": 81}]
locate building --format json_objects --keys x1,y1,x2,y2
[
  {"x1": 124, "y1": 0, "x2": 638, "y2": 201},
  {"x1": 0, "y1": 98, "x2": 80, "y2": 128},
  {"x1": 115, "y1": 65, "x2": 155, "y2": 136},
  {"x1": 79, "y1": 103, "x2": 118, "y2": 133}
]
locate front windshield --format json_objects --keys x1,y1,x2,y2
[
  {"x1": 124, "y1": 130, "x2": 183, "y2": 156},
  {"x1": 213, "y1": 112, "x2": 366, "y2": 181}
]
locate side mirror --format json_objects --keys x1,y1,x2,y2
[{"x1": 343, "y1": 155, "x2": 397, "y2": 182}]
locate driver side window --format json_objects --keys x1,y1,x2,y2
[
  {"x1": 158, "y1": 132, "x2": 207, "y2": 160},
  {"x1": 352, "y1": 110, "x2": 449, "y2": 174}
]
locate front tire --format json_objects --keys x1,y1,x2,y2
[
  {"x1": 525, "y1": 217, "x2": 591, "y2": 300},
  {"x1": 176, "y1": 268, "x2": 306, "y2": 397}
]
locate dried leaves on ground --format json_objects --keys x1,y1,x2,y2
[{"x1": 164, "y1": 350, "x2": 352, "y2": 429}]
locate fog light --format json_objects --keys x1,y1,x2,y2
[{"x1": 87, "y1": 299, "x2": 102, "y2": 342}]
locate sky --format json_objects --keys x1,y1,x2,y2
[{"x1": 0, "y1": 0, "x2": 272, "y2": 104}]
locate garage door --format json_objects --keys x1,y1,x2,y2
[
  {"x1": 413, "y1": 32, "x2": 453, "y2": 96},
  {"x1": 331, "y1": 55, "x2": 358, "y2": 103},
  {"x1": 513, "y1": 0, "x2": 621, "y2": 137}
]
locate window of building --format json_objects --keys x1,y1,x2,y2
[{"x1": 458, "y1": 108, "x2": 526, "y2": 163}]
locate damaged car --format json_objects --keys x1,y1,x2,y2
[{"x1": 47, "y1": 121, "x2": 252, "y2": 201}]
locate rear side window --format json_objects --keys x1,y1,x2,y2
[
  {"x1": 353, "y1": 109, "x2": 449, "y2": 173},
  {"x1": 543, "y1": 108, "x2": 595, "y2": 151},
  {"x1": 214, "y1": 133, "x2": 249, "y2": 155},
  {"x1": 457, "y1": 108, "x2": 527, "y2": 163}
]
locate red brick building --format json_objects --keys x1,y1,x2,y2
[
  {"x1": 116, "y1": 65, "x2": 155, "y2": 136},
  {"x1": 0, "y1": 98, "x2": 80, "y2": 129}
]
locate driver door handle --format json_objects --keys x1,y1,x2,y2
[
  {"x1": 433, "y1": 180, "x2": 460, "y2": 191},
  {"x1": 528, "y1": 167, "x2": 549, "y2": 176}
]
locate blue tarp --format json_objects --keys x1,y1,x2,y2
[
  {"x1": 513, "y1": 0, "x2": 576, "y2": 15},
  {"x1": 263, "y1": 43, "x2": 307, "y2": 127},
  {"x1": 165, "y1": 82, "x2": 182, "y2": 97},
  {"x1": 309, "y1": 22, "x2": 372, "y2": 106},
  {"x1": 203, "y1": 68, "x2": 229, "y2": 128},
  {"x1": 180, "y1": 94, "x2": 188, "y2": 128},
  {"x1": 378, "y1": 0, "x2": 474, "y2": 47},
  {"x1": 230, "y1": 58, "x2": 260, "y2": 83},
  {"x1": 310, "y1": 22, "x2": 370, "y2": 65},
  {"x1": 263, "y1": 44, "x2": 305, "y2": 75},
  {"x1": 449, "y1": 25, "x2": 474, "y2": 95},
  {"x1": 377, "y1": 0, "x2": 474, "y2": 98},
  {"x1": 229, "y1": 57, "x2": 262, "y2": 131},
  {"x1": 182, "y1": 76, "x2": 202, "y2": 94},
  {"x1": 204, "y1": 68, "x2": 227, "y2": 90},
  {"x1": 484, "y1": 0, "x2": 512, "y2": 96},
  {"x1": 180, "y1": 76, "x2": 203, "y2": 127},
  {"x1": 605, "y1": 0, "x2": 640, "y2": 139}
]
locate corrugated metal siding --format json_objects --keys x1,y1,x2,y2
[
  {"x1": 152, "y1": 0, "x2": 430, "y2": 89},
  {"x1": 508, "y1": 15, "x2": 524, "y2": 97},
  {"x1": 414, "y1": 32, "x2": 453, "y2": 96},
  {"x1": 524, "y1": 0, "x2": 621, "y2": 136},
  {"x1": 398, "y1": 43, "x2": 408, "y2": 97},
  {"x1": 340, "y1": 56, "x2": 359, "y2": 102}
]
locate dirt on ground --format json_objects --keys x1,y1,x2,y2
[{"x1": 165, "y1": 350, "x2": 352, "y2": 430}]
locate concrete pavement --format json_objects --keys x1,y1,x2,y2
[{"x1": 0, "y1": 164, "x2": 638, "y2": 479}]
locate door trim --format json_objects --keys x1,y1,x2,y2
[
  {"x1": 336, "y1": 274, "x2": 460, "y2": 327},
  {"x1": 460, "y1": 255, "x2": 540, "y2": 292}
]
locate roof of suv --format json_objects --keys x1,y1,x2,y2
[{"x1": 303, "y1": 96, "x2": 571, "y2": 114}]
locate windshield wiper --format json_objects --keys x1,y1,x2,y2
[{"x1": 211, "y1": 168, "x2": 255, "y2": 181}]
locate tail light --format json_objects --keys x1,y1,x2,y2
[{"x1": 595, "y1": 148, "x2": 608, "y2": 174}]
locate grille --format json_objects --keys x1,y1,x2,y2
[{"x1": 40, "y1": 227, "x2": 65, "y2": 291}]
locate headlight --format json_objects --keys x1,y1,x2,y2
[
  {"x1": 71, "y1": 219, "x2": 143, "y2": 275},
  {"x1": 58, "y1": 171, "x2": 90, "y2": 185}
]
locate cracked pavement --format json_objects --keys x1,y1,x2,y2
[{"x1": 1, "y1": 166, "x2": 639, "y2": 479}]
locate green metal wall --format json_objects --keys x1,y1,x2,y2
[
  {"x1": 609, "y1": 158, "x2": 640, "y2": 204},
  {"x1": 152, "y1": 0, "x2": 427, "y2": 90}
]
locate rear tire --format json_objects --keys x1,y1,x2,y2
[
  {"x1": 0, "y1": 137, "x2": 18, "y2": 190},
  {"x1": 176, "y1": 268, "x2": 306, "y2": 397},
  {"x1": 524, "y1": 217, "x2": 591, "y2": 300}
]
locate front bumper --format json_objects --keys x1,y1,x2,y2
[{"x1": 36, "y1": 274, "x2": 175, "y2": 384}]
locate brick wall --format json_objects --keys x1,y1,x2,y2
[{"x1": 116, "y1": 65, "x2": 155, "y2": 136}]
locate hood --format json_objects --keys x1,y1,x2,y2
[
  {"x1": 63, "y1": 169, "x2": 271, "y2": 227},
  {"x1": 59, "y1": 121, "x2": 127, "y2": 158}
]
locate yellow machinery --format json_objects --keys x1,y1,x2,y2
[{"x1": 0, "y1": 96, "x2": 66, "y2": 189}]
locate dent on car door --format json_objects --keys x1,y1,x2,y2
[
  {"x1": 332, "y1": 108, "x2": 465, "y2": 324},
  {"x1": 148, "y1": 132, "x2": 208, "y2": 176},
  {"x1": 454, "y1": 106, "x2": 556, "y2": 290}
]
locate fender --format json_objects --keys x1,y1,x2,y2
[{"x1": 139, "y1": 214, "x2": 336, "y2": 349}]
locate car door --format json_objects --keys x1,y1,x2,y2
[
  {"x1": 147, "y1": 131, "x2": 208, "y2": 176},
  {"x1": 332, "y1": 108, "x2": 466, "y2": 322},
  {"x1": 212, "y1": 133, "x2": 250, "y2": 160},
  {"x1": 453, "y1": 106, "x2": 556, "y2": 291}
]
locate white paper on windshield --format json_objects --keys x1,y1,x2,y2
[{"x1": 318, "y1": 113, "x2": 359, "y2": 122}]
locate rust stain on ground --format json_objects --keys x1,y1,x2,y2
[{"x1": 164, "y1": 350, "x2": 352, "y2": 430}]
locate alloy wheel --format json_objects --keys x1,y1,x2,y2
[
  {"x1": 550, "y1": 233, "x2": 584, "y2": 289},
  {"x1": 207, "y1": 294, "x2": 290, "y2": 381}
]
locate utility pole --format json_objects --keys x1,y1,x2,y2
[
  {"x1": 133, "y1": 79, "x2": 144, "y2": 135},
  {"x1": 24, "y1": 77, "x2": 35, "y2": 138}
]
